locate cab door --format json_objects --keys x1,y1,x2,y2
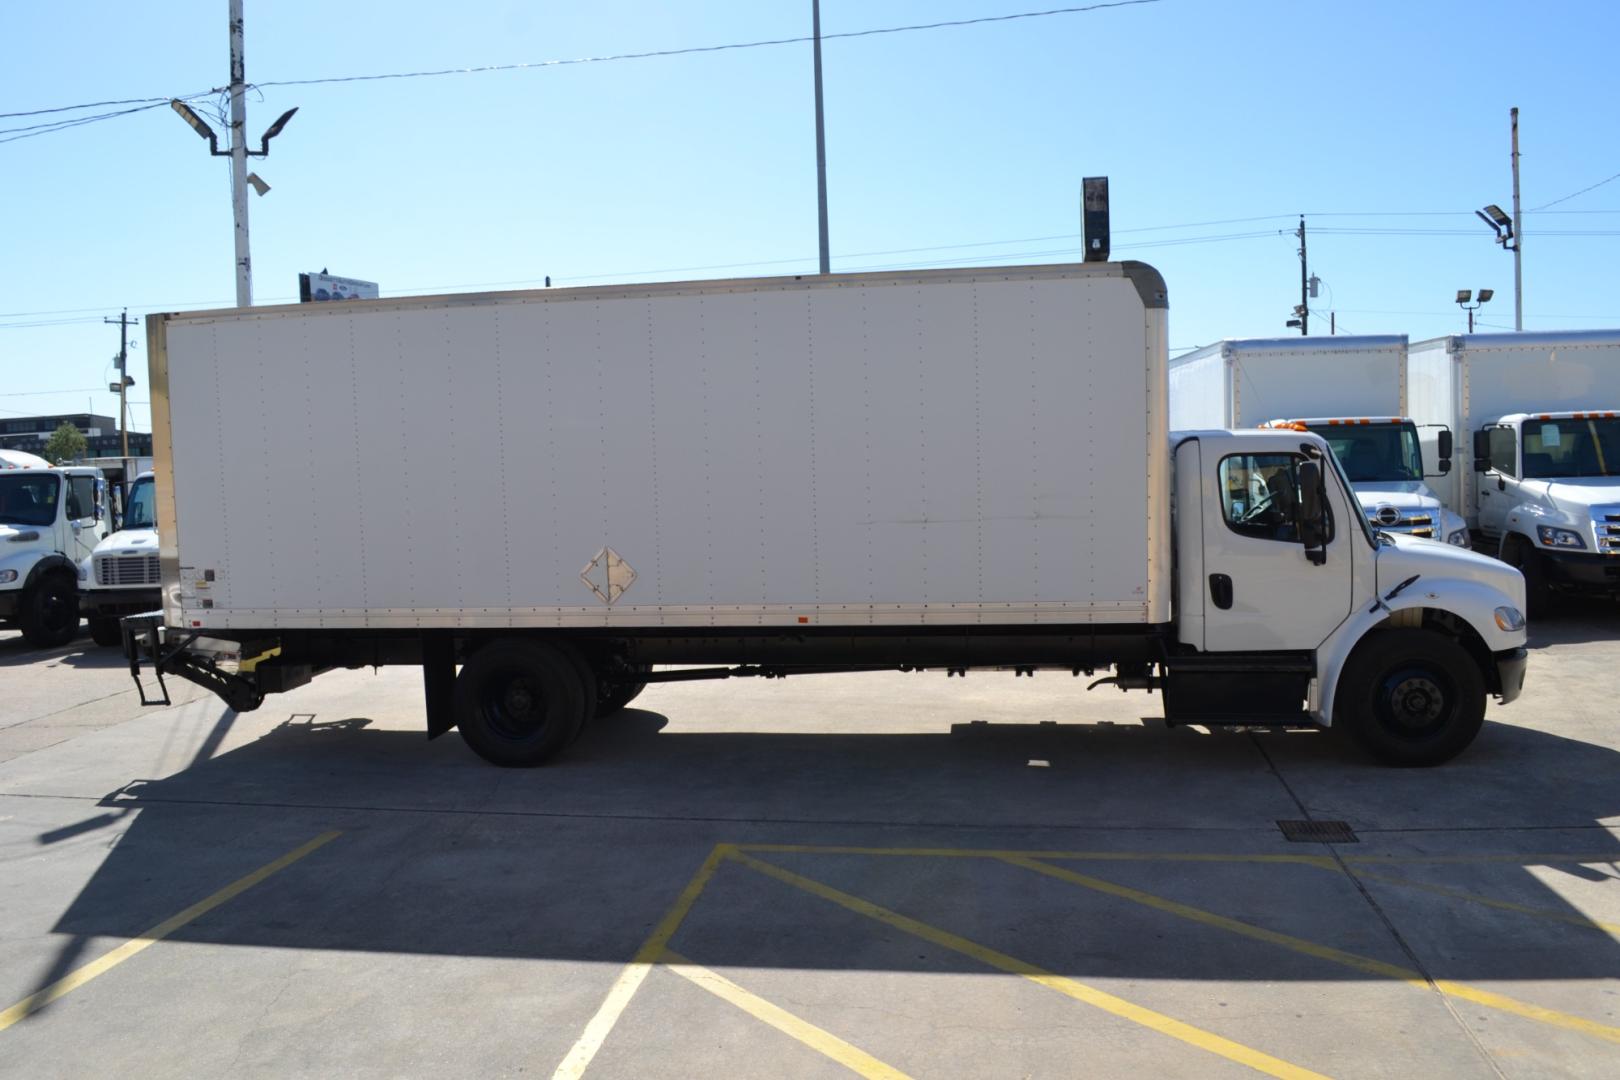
[
  {"x1": 1195, "y1": 438, "x2": 1357, "y2": 651},
  {"x1": 63, "y1": 472, "x2": 104, "y2": 564},
  {"x1": 1475, "y1": 424, "x2": 1517, "y2": 540}
]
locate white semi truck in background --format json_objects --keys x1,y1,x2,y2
[
  {"x1": 127, "y1": 263, "x2": 1527, "y2": 767},
  {"x1": 1169, "y1": 336, "x2": 1469, "y2": 546},
  {"x1": 0, "y1": 461, "x2": 107, "y2": 647},
  {"x1": 1408, "y1": 330, "x2": 1620, "y2": 610}
]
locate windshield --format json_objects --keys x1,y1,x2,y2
[
  {"x1": 1319, "y1": 444, "x2": 1377, "y2": 548},
  {"x1": 1306, "y1": 422, "x2": 1423, "y2": 483},
  {"x1": 0, "y1": 474, "x2": 62, "y2": 528},
  {"x1": 1523, "y1": 418, "x2": 1620, "y2": 478},
  {"x1": 124, "y1": 476, "x2": 156, "y2": 530}
]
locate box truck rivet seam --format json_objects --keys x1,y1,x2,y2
[{"x1": 126, "y1": 263, "x2": 1527, "y2": 767}]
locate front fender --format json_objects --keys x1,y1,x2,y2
[{"x1": 1313, "y1": 577, "x2": 1527, "y2": 725}]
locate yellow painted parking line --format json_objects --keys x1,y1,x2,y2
[
  {"x1": 0, "y1": 830, "x2": 341, "y2": 1033},
  {"x1": 1004, "y1": 856, "x2": 1620, "y2": 1046},
  {"x1": 552, "y1": 843, "x2": 732, "y2": 1080},
  {"x1": 730, "y1": 851, "x2": 1330, "y2": 1080},
  {"x1": 660, "y1": 949, "x2": 914, "y2": 1080},
  {"x1": 735, "y1": 843, "x2": 1620, "y2": 870},
  {"x1": 1329, "y1": 866, "x2": 1620, "y2": 939}
]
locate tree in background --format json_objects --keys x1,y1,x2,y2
[{"x1": 43, "y1": 421, "x2": 87, "y2": 464}]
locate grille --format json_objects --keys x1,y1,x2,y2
[
  {"x1": 1600, "y1": 512, "x2": 1620, "y2": 554},
  {"x1": 1364, "y1": 511, "x2": 1436, "y2": 538},
  {"x1": 95, "y1": 553, "x2": 160, "y2": 586}
]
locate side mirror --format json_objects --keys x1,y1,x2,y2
[
  {"x1": 1472, "y1": 429, "x2": 1492, "y2": 472},
  {"x1": 94, "y1": 477, "x2": 106, "y2": 522},
  {"x1": 1297, "y1": 459, "x2": 1328, "y2": 563},
  {"x1": 1437, "y1": 428, "x2": 1453, "y2": 462}
]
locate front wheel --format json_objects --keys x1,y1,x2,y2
[
  {"x1": 89, "y1": 616, "x2": 124, "y2": 648},
  {"x1": 1500, "y1": 535, "x2": 1555, "y2": 617},
  {"x1": 452, "y1": 640, "x2": 590, "y2": 767},
  {"x1": 18, "y1": 573, "x2": 79, "y2": 648},
  {"x1": 1334, "y1": 629, "x2": 1485, "y2": 766}
]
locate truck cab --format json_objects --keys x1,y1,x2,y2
[
  {"x1": 78, "y1": 470, "x2": 160, "y2": 647},
  {"x1": 1473, "y1": 410, "x2": 1620, "y2": 608},
  {"x1": 0, "y1": 465, "x2": 106, "y2": 647},
  {"x1": 1264, "y1": 417, "x2": 1469, "y2": 547}
]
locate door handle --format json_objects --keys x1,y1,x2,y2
[{"x1": 1209, "y1": 573, "x2": 1233, "y2": 610}]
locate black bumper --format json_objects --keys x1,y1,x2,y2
[
  {"x1": 1541, "y1": 550, "x2": 1620, "y2": 591},
  {"x1": 79, "y1": 589, "x2": 162, "y2": 618},
  {"x1": 1495, "y1": 647, "x2": 1528, "y2": 704}
]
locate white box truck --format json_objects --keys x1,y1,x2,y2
[
  {"x1": 126, "y1": 264, "x2": 1527, "y2": 766},
  {"x1": 78, "y1": 470, "x2": 160, "y2": 647},
  {"x1": 1, "y1": 462, "x2": 107, "y2": 647},
  {"x1": 1408, "y1": 330, "x2": 1620, "y2": 608},
  {"x1": 1169, "y1": 336, "x2": 1469, "y2": 545}
]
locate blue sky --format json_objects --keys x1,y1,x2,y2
[{"x1": 4, "y1": 1, "x2": 1618, "y2": 436}]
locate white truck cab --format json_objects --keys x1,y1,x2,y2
[
  {"x1": 0, "y1": 464, "x2": 107, "y2": 647},
  {"x1": 78, "y1": 471, "x2": 160, "y2": 647},
  {"x1": 1473, "y1": 410, "x2": 1620, "y2": 608},
  {"x1": 1262, "y1": 417, "x2": 1470, "y2": 547}
]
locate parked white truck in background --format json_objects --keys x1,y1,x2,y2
[
  {"x1": 127, "y1": 263, "x2": 1527, "y2": 766},
  {"x1": 1408, "y1": 330, "x2": 1620, "y2": 609},
  {"x1": 1169, "y1": 336, "x2": 1469, "y2": 545},
  {"x1": 0, "y1": 463, "x2": 106, "y2": 647},
  {"x1": 78, "y1": 471, "x2": 160, "y2": 647}
]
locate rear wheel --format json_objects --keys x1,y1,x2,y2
[
  {"x1": 1334, "y1": 628, "x2": 1485, "y2": 766},
  {"x1": 18, "y1": 573, "x2": 79, "y2": 648},
  {"x1": 89, "y1": 616, "x2": 123, "y2": 648},
  {"x1": 452, "y1": 640, "x2": 589, "y2": 767}
]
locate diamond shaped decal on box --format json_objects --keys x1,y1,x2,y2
[{"x1": 581, "y1": 547, "x2": 637, "y2": 605}]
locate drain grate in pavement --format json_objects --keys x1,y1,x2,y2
[{"x1": 1276, "y1": 819, "x2": 1358, "y2": 843}]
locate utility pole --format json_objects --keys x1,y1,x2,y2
[
  {"x1": 812, "y1": 0, "x2": 830, "y2": 275},
  {"x1": 229, "y1": 0, "x2": 252, "y2": 306},
  {"x1": 1510, "y1": 107, "x2": 1522, "y2": 331},
  {"x1": 104, "y1": 309, "x2": 135, "y2": 461},
  {"x1": 1296, "y1": 216, "x2": 1309, "y2": 336}
]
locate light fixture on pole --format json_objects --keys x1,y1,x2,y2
[
  {"x1": 168, "y1": 1, "x2": 299, "y2": 308},
  {"x1": 1456, "y1": 288, "x2": 1493, "y2": 333}
]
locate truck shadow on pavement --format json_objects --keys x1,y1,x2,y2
[{"x1": 19, "y1": 703, "x2": 1620, "y2": 1032}]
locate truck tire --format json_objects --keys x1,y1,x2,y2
[
  {"x1": 595, "y1": 663, "x2": 651, "y2": 717},
  {"x1": 18, "y1": 572, "x2": 79, "y2": 649},
  {"x1": 1334, "y1": 628, "x2": 1485, "y2": 766},
  {"x1": 90, "y1": 616, "x2": 124, "y2": 649},
  {"x1": 1500, "y1": 535, "x2": 1555, "y2": 617},
  {"x1": 452, "y1": 640, "x2": 589, "y2": 767}
]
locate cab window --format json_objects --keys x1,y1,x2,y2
[
  {"x1": 1487, "y1": 426, "x2": 1518, "y2": 477},
  {"x1": 67, "y1": 475, "x2": 97, "y2": 520},
  {"x1": 1219, "y1": 453, "x2": 1332, "y2": 543}
]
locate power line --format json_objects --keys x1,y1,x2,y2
[
  {"x1": 1532, "y1": 169, "x2": 1620, "y2": 211},
  {"x1": 3, "y1": 1, "x2": 1161, "y2": 144},
  {"x1": 251, "y1": 1, "x2": 1163, "y2": 91}
]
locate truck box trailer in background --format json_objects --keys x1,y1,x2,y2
[
  {"x1": 128, "y1": 264, "x2": 1527, "y2": 767},
  {"x1": 1169, "y1": 336, "x2": 1466, "y2": 543},
  {"x1": 1408, "y1": 330, "x2": 1620, "y2": 606}
]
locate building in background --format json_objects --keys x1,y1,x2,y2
[{"x1": 0, "y1": 414, "x2": 153, "y2": 459}]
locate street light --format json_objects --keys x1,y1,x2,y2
[{"x1": 1456, "y1": 288, "x2": 1493, "y2": 333}]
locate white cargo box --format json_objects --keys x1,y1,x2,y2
[{"x1": 150, "y1": 263, "x2": 1170, "y2": 632}]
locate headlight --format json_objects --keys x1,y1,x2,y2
[
  {"x1": 1536, "y1": 525, "x2": 1586, "y2": 549},
  {"x1": 1446, "y1": 529, "x2": 1470, "y2": 547},
  {"x1": 78, "y1": 564, "x2": 89, "y2": 582},
  {"x1": 1495, "y1": 605, "x2": 1526, "y2": 632},
  {"x1": 0, "y1": 569, "x2": 15, "y2": 584}
]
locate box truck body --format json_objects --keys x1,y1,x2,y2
[
  {"x1": 1169, "y1": 336, "x2": 1467, "y2": 544},
  {"x1": 128, "y1": 264, "x2": 1527, "y2": 767},
  {"x1": 1408, "y1": 330, "x2": 1620, "y2": 603}
]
